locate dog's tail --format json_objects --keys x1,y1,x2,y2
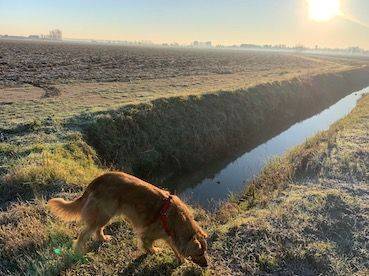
[{"x1": 48, "y1": 195, "x2": 87, "y2": 221}]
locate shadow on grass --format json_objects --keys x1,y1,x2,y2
[
  {"x1": 119, "y1": 254, "x2": 149, "y2": 275},
  {"x1": 0, "y1": 179, "x2": 82, "y2": 210},
  {"x1": 119, "y1": 253, "x2": 179, "y2": 276}
]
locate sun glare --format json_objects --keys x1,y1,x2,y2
[{"x1": 308, "y1": 0, "x2": 341, "y2": 22}]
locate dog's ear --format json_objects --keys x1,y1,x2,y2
[
  {"x1": 185, "y1": 235, "x2": 202, "y2": 254},
  {"x1": 198, "y1": 235, "x2": 208, "y2": 252}
]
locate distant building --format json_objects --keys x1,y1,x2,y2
[
  {"x1": 28, "y1": 35, "x2": 40, "y2": 39},
  {"x1": 49, "y1": 29, "x2": 62, "y2": 40},
  {"x1": 37, "y1": 29, "x2": 62, "y2": 41},
  {"x1": 0, "y1": 34, "x2": 26, "y2": 40},
  {"x1": 191, "y1": 40, "x2": 212, "y2": 48},
  {"x1": 347, "y1": 47, "x2": 363, "y2": 54}
]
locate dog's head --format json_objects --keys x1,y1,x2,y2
[
  {"x1": 184, "y1": 231, "x2": 208, "y2": 267},
  {"x1": 171, "y1": 197, "x2": 209, "y2": 267}
]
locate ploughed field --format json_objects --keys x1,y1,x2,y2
[
  {"x1": 0, "y1": 39, "x2": 362, "y2": 127},
  {"x1": 0, "y1": 39, "x2": 358, "y2": 86}
]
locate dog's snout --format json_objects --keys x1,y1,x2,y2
[
  {"x1": 200, "y1": 259, "x2": 208, "y2": 267},
  {"x1": 193, "y1": 255, "x2": 208, "y2": 267}
]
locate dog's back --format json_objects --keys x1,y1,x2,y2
[{"x1": 49, "y1": 172, "x2": 170, "y2": 225}]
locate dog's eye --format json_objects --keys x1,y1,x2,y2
[
  {"x1": 189, "y1": 234, "x2": 196, "y2": 242},
  {"x1": 198, "y1": 237, "x2": 207, "y2": 251}
]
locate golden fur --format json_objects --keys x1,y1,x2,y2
[{"x1": 48, "y1": 171, "x2": 208, "y2": 267}]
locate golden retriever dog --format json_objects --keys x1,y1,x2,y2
[{"x1": 48, "y1": 171, "x2": 208, "y2": 267}]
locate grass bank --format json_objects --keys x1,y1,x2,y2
[
  {"x1": 208, "y1": 93, "x2": 369, "y2": 275},
  {"x1": 83, "y1": 67, "x2": 369, "y2": 182}
]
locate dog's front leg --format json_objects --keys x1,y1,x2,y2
[
  {"x1": 167, "y1": 238, "x2": 186, "y2": 264},
  {"x1": 139, "y1": 235, "x2": 159, "y2": 254}
]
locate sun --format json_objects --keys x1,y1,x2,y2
[{"x1": 308, "y1": 0, "x2": 341, "y2": 22}]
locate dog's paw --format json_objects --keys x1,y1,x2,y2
[
  {"x1": 147, "y1": 246, "x2": 160, "y2": 254},
  {"x1": 101, "y1": 235, "x2": 112, "y2": 242}
]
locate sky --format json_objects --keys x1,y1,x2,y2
[{"x1": 0, "y1": 0, "x2": 369, "y2": 49}]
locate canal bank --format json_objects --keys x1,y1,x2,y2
[
  {"x1": 179, "y1": 85, "x2": 368, "y2": 209},
  {"x1": 84, "y1": 67, "x2": 369, "y2": 199},
  {"x1": 207, "y1": 93, "x2": 369, "y2": 275}
]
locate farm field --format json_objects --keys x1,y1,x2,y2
[
  {"x1": 0, "y1": 39, "x2": 364, "y2": 127},
  {"x1": 0, "y1": 40, "x2": 361, "y2": 86},
  {"x1": 1, "y1": 40, "x2": 369, "y2": 275}
]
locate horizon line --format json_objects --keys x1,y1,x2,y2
[{"x1": 1, "y1": 33, "x2": 368, "y2": 52}]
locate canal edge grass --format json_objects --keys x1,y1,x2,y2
[
  {"x1": 209, "y1": 93, "x2": 369, "y2": 274},
  {"x1": 82, "y1": 66, "x2": 369, "y2": 183}
]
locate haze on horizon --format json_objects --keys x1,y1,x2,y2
[{"x1": 1, "y1": 0, "x2": 369, "y2": 49}]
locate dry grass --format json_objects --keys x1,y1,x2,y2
[
  {"x1": 0, "y1": 200, "x2": 82, "y2": 275},
  {"x1": 210, "y1": 183, "x2": 369, "y2": 274},
  {"x1": 5, "y1": 140, "x2": 102, "y2": 187}
]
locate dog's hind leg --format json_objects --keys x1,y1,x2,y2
[
  {"x1": 81, "y1": 194, "x2": 115, "y2": 244},
  {"x1": 74, "y1": 225, "x2": 97, "y2": 254},
  {"x1": 94, "y1": 212, "x2": 113, "y2": 242},
  {"x1": 75, "y1": 195, "x2": 114, "y2": 252},
  {"x1": 74, "y1": 214, "x2": 112, "y2": 252},
  {"x1": 96, "y1": 226, "x2": 112, "y2": 242}
]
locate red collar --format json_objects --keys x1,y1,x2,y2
[
  {"x1": 159, "y1": 195, "x2": 173, "y2": 237},
  {"x1": 146, "y1": 195, "x2": 174, "y2": 237}
]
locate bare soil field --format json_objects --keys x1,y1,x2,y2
[
  {"x1": 0, "y1": 39, "x2": 356, "y2": 86},
  {"x1": 0, "y1": 39, "x2": 365, "y2": 128}
]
